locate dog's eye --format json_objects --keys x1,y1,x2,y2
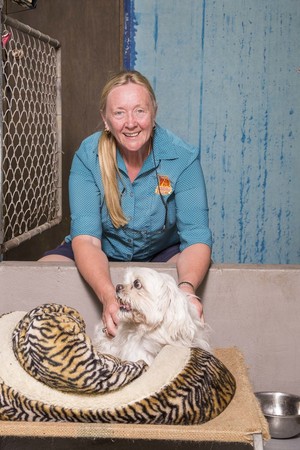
[{"x1": 133, "y1": 279, "x2": 142, "y2": 289}]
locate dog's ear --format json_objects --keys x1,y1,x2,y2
[{"x1": 160, "y1": 275, "x2": 197, "y2": 342}]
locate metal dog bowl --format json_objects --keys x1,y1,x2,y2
[{"x1": 255, "y1": 391, "x2": 300, "y2": 439}]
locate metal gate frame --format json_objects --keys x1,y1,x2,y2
[{"x1": 0, "y1": 10, "x2": 62, "y2": 258}]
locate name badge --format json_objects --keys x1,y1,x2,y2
[{"x1": 155, "y1": 175, "x2": 173, "y2": 195}]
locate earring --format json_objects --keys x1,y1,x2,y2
[{"x1": 104, "y1": 127, "x2": 111, "y2": 136}]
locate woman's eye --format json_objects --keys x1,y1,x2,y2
[
  {"x1": 113, "y1": 111, "x2": 125, "y2": 118},
  {"x1": 133, "y1": 279, "x2": 142, "y2": 289},
  {"x1": 135, "y1": 109, "x2": 146, "y2": 117}
]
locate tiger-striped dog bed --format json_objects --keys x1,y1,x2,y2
[{"x1": 0, "y1": 304, "x2": 236, "y2": 424}]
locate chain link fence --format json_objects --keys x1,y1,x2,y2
[{"x1": 0, "y1": 13, "x2": 61, "y2": 256}]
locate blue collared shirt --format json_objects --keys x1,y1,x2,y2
[{"x1": 66, "y1": 125, "x2": 212, "y2": 261}]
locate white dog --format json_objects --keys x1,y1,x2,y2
[{"x1": 94, "y1": 267, "x2": 211, "y2": 365}]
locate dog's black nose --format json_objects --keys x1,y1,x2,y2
[{"x1": 116, "y1": 284, "x2": 123, "y2": 293}]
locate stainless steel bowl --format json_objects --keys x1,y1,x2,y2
[{"x1": 255, "y1": 391, "x2": 300, "y2": 439}]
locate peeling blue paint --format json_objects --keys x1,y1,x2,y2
[
  {"x1": 154, "y1": 8, "x2": 158, "y2": 51},
  {"x1": 198, "y1": 0, "x2": 206, "y2": 155},
  {"x1": 126, "y1": 0, "x2": 300, "y2": 264},
  {"x1": 123, "y1": 0, "x2": 137, "y2": 69}
]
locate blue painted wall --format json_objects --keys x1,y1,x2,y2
[{"x1": 124, "y1": 0, "x2": 300, "y2": 264}]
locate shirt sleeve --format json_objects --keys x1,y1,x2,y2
[
  {"x1": 175, "y1": 156, "x2": 212, "y2": 250},
  {"x1": 69, "y1": 141, "x2": 103, "y2": 241}
]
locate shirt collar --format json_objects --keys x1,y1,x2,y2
[{"x1": 152, "y1": 124, "x2": 179, "y2": 160}]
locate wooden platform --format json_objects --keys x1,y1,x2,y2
[{"x1": 0, "y1": 347, "x2": 269, "y2": 448}]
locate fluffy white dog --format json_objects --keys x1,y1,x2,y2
[{"x1": 94, "y1": 267, "x2": 211, "y2": 365}]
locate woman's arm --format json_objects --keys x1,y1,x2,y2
[
  {"x1": 171, "y1": 153, "x2": 212, "y2": 320},
  {"x1": 68, "y1": 137, "x2": 120, "y2": 335},
  {"x1": 169, "y1": 243, "x2": 211, "y2": 320},
  {"x1": 72, "y1": 235, "x2": 119, "y2": 336},
  {"x1": 176, "y1": 242, "x2": 211, "y2": 290}
]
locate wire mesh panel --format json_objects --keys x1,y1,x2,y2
[{"x1": 0, "y1": 14, "x2": 61, "y2": 255}]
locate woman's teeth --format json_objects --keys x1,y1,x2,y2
[{"x1": 124, "y1": 132, "x2": 139, "y2": 137}]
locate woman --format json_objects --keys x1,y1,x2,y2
[{"x1": 40, "y1": 70, "x2": 212, "y2": 336}]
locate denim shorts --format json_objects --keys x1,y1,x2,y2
[{"x1": 43, "y1": 241, "x2": 180, "y2": 263}]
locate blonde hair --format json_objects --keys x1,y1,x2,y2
[{"x1": 98, "y1": 70, "x2": 157, "y2": 228}]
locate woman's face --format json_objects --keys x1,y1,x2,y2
[{"x1": 102, "y1": 83, "x2": 156, "y2": 155}]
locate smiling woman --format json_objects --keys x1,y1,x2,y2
[{"x1": 39, "y1": 70, "x2": 212, "y2": 338}]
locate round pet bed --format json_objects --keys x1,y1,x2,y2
[{"x1": 0, "y1": 304, "x2": 236, "y2": 424}]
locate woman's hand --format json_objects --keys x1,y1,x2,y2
[
  {"x1": 101, "y1": 294, "x2": 120, "y2": 336},
  {"x1": 72, "y1": 235, "x2": 120, "y2": 336},
  {"x1": 187, "y1": 294, "x2": 204, "y2": 322},
  {"x1": 178, "y1": 283, "x2": 204, "y2": 321}
]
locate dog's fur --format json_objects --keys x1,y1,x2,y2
[{"x1": 94, "y1": 267, "x2": 211, "y2": 365}]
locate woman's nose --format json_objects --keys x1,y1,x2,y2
[{"x1": 125, "y1": 112, "x2": 136, "y2": 127}]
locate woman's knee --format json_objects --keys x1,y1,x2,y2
[{"x1": 38, "y1": 255, "x2": 74, "y2": 262}]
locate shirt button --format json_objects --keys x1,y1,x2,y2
[
  {"x1": 130, "y1": 191, "x2": 134, "y2": 197},
  {"x1": 128, "y1": 238, "x2": 133, "y2": 243}
]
